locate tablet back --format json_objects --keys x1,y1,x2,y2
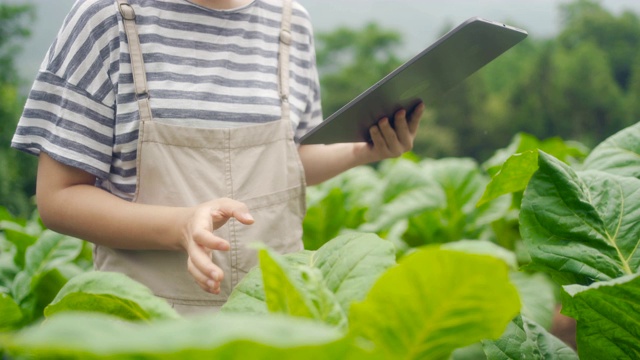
[{"x1": 300, "y1": 17, "x2": 528, "y2": 145}]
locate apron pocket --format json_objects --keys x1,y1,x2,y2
[{"x1": 231, "y1": 186, "x2": 305, "y2": 279}]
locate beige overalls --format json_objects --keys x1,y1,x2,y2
[{"x1": 95, "y1": 0, "x2": 306, "y2": 315}]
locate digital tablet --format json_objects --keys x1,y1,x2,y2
[{"x1": 299, "y1": 17, "x2": 528, "y2": 145}]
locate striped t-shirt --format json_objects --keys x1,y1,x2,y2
[{"x1": 12, "y1": 0, "x2": 322, "y2": 200}]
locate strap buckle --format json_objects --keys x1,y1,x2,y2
[
  {"x1": 119, "y1": 3, "x2": 136, "y2": 21},
  {"x1": 135, "y1": 91, "x2": 149, "y2": 100},
  {"x1": 279, "y1": 29, "x2": 292, "y2": 45}
]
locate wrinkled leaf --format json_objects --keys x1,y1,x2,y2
[
  {"x1": 562, "y1": 274, "x2": 640, "y2": 360},
  {"x1": 311, "y1": 233, "x2": 396, "y2": 313},
  {"x1": 349, "y1": 246, "x2": 521, "y2": 360},
  {"x1": 2, "y1": 312, "x2": 355, "y2": 359},
  {"x1": 520, "y1": 151, "x2": 640, "y2": 285},
  {"x1": 583, "y1": 121, "x2": 640, "y2": 178},
  {"x1": 482, "y1": 315, "x2": 578, "y2": 360},
  {"x1": 45, "y1": 271, "x2": 179, "y2": 321}
]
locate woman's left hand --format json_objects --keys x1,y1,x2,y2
[
  {"x1": 363, "y1": 102, "x2": 425, "y2": 162},
  {"x1": 298, "y1": 102, "x2": 425, "y2": 185}
]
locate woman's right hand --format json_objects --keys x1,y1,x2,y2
[{"x1": 180, "y1": 198, "x2": 254, "y2": 294}]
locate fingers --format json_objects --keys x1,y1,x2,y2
[
  {"x1": 377, "y1": 116, "x2": 404, "y2": 156},
  {"x1": 187, "y1": 229, "x2": 229, "y2": 294},
  {"x1": 183, "y1": 198, "x2": 254, "y2": 294},
  {"x1": 393, "y1": 109, "x2": 412, "y2": 149},
  {"x1": 210, "y1": 198, "x2": 254, "y2": 229},
  {"x1": 369, "y1": 102, "x2": 425, "y2": 160},
  {"x1": 408, "y1": 102, "x2": 425, "y2": 134},
  {"x1": 187, "y1": 245, "x2": 224, "y2": 294}
]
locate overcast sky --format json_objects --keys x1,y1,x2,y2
[{"x1": 6, "y1": 0, "x2": 640, "y2": 87}]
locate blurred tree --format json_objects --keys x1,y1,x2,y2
[
  {"x1": 550, "y1": 42, "x2": 626, "y2": 145},
  {"x1": 0, "y1": 4, "x2": 37, "y2": 217},
  {"x1": 558, "y1": 0, "x2": 640, "y2": 90},
  {"x1": 0, "y1": 4, "x2": 33, "y2": 84}
]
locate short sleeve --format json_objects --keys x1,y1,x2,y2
[
  {"x1": 294, "y1": 64, "x2": 323, "y2": 142},
  {"x1": 11, "y1": 0, "x2": 119, "y2": 179},
  {"x1": 293, "y1": 4, "x2": 323, "y2": 143}
]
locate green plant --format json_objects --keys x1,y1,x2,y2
[
  {"x1": 0, "y1": 209, "x2": 92, "y2": 329},
  {"x1": 1, "y1": 234, "x2": 523, "y2": 359},
  {"x1": 481, "y1": 121, "x2": 640, "y2": 359}
]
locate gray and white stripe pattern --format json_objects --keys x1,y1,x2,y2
[{"x1": 12, "y1": 0, "x2": 322, "y2": 200}]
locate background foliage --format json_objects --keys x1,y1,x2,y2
[
  {"x1": 2, "y1": 0, "x2": 640, "y2": 216},
  {"x1": 0, "y1": 4, "x2": 37, "y2": 218}
]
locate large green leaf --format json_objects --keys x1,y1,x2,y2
[
  {"x1": 477, "y1": 150, "x2": 539, "y2": 207},
  {"x1": 9, "y1": 268, "x2": 68, "y2": 325},
  {"x1": 4, "y1": 231, "x2": 85, "y2": 323},
  {"x1": 561, "y1": 274, "x2": 640, "y2": 360},
  {"x1": 310, "y1": 233, "x2": 395, "y2": 313},
  {"x1": 583, "y1": 121, "x2": 640, "y2": 178},
  {"x1": 483, "y1": 133, "x2": 541, "y2": 176},
  {"x1": 221, "y1": 251, "x2": 311, "y2": 315},
  {"x1": 349, "y1": 246, "x2": 521, "y2": 360},
  {"x1": 480, "y1": 133, "x2": 589, "y2": 207},
  {"x1": 482, "y1": 315, "x2": 578, "y2": 360},
  {"x1": 2, "y1": 312, "x2": 356, "y2": 359},
  {"x1": 442, "y1": 240, "x2": 556, "y2": 330},
  {"x1": 0, "y1": 293, "x2": 22, "y2": 331},
  {"x1": 44, "y1": 271, "x2": 179, "y2": 321},
  {"x1": 520, "y1": 151, "x2": 640, "y2": 284},
  {"x1": 483, "y1": 133, "x2": 588, "y2": 177},
  {"x1": 224, "y1": 234, "x2": 395, "y2": 324},
  {"x1": 260, "y1": 248, "x2": 343, "y2": 326}
]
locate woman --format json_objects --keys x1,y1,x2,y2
[{"x1": 12, "y1": 0, "x2": 423, "y2": 315}]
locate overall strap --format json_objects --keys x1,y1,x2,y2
[
  {"x1": 278, "y1": 0, "x2": 293, "y2": 122},
  {"x1": 117, "y1": 0, "x2": 153, "y2": 122}
]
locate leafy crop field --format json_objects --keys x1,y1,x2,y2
[{"x1": 1, "y1": 123, "x2": 640, "y2": 359}]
